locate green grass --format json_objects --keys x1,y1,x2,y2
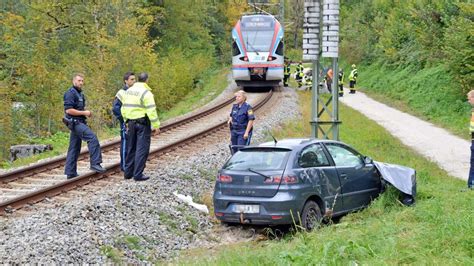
[
  {"x1": 0, "y1": 67, "x2": 229, "y2": 169},
  {"x1": 357, "y1": 62, "x2": 470, "y2": 140},
  {"x1": 177, "y1": 90, "x2": 474, "y2": 265}
]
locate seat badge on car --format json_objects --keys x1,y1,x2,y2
[{"x1": 244, "y1": 176, "x2": 250, "y2": 183}]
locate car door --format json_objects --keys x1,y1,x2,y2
[
  {"x1": 324, "y1": 143, "x2": 380, "y2": 211},
  {"x1": 296, "y1": 144, "x2": 343, "y2": 213}
]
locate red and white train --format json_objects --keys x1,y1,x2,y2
[{"x1": 231, "y1": 14, "x2": 284, "y2": 88}]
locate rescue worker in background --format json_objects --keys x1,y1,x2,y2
[
  {"x1": 338, "y1": 68, "x2": 345, "y2": 97},
  {"x1": 297, "y1": 71, "x2": 305, "y2": 88},
  {"x1": 63, "y1": 73, "x2": 106, "y2": 179},
  {"x1": 227, "y1": 90, "x2": 255, "y2": 154},
  {"x1": 283, "y1": 58, "x2": 291, "y2": 87},
  {"x1": 112, "y1": 72, "x2": 136, "y2": 172},
  {"x1": 349, "y1": 64, "x2": 358, "y2": 94},
  {"x1": 326, "y1": 68, "x2": 333, "y2": 92},
  {"x1": 304, "y1": 70, "x2": 312, "y2": 91},
  {"x1": 117, "y1": 72, "x2": 160, "y2": 181},
  {"x1": 467, "y1": 90, "x2": 474, "y2": 190},
  {"x1": 295, "y1": 61, "x2": 303, "y2": 87}
]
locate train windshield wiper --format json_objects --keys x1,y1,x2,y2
[{"x1": 246, "y1": 39, "x2": 259, "y2": 55}]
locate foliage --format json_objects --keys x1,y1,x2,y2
[
  {"x1": 340, "y1": 0, "x2": 473, "y2": 92},
  {"x1": 0, "y1": 0, "x2": 245, "y2": 162}
]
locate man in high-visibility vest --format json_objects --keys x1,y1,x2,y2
[
  {"x1": 349, "y1": 64, "x2": 358, "y2": 94},
  {"x1": 283, "y1": 58, "x2": 291, "y2": 87},
  {"x1": 117, "y1": 72, "x2": 160, "y2": 181},
  {"x1": 338, "y1": 68, "x2": 345, "y2": 97},
  {"x1": 295, "y1": 61, "x2": 303, "y2": 86},
  {"x1": 297, "y1": 71, "x2": 304, "y2": 88},
  {"x1": 467, "y1": 90, "x2": 474, "y2": 189},
  {"x1": 112, "y1": 71, "x2": 136, "y2": 172}
]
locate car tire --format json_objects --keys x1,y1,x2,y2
[{"x1": 301, "y1": 200, "x2": 322, "y2": 231}]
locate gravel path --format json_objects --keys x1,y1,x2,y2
[
  {"x1": 340, "y1": 88, "x2": 469, "y2": 181},
  {"x1": 0, "y1": 86, "x2": 300, "y2": 264}
]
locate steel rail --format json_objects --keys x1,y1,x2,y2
[
  {"x1": 0, "y1": 96, "x2": 236, "y2": 183},
  {"x1": 0, "y1": 91, "x2": 273, "y2": 215}
]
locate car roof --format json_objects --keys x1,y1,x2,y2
[{"x1": 248, "y1": 138, "x2": 339, "y2": 150}]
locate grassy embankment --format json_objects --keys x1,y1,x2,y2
[
  {"x1": 355, "y1": 62, "x2": 470, "y2": 140},
  {"x1": 0, "y1": 68, "x2": 229, "y2": 169},
  {"x1": 179, "y1": 89, "x2": 473, "y2": 264}
]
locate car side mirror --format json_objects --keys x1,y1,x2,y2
[{"x1": 364, "y1": 156, "x2": 373, "y2": 165}]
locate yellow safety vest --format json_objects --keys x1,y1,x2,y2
[
  {"x1": 349, "y1": 68, "x2": 358, "y2": 81},
  {"x1": 470, "y1": 110, "x2": 474, "y2": 133},
  {"x1": 116, "y1": 82, "x2": 160, "y2": 129}
]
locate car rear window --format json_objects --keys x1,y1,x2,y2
[{"x1": 223, "y1": 149, "x2": 290, "y2": 170}]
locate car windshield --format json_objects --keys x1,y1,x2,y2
[{"x1": 223, "y1": 149, "x2": 290, "y2": 170}]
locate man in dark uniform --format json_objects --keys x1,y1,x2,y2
[
  {"x1": 112, "y1": 72, "x2": 136, "y2": 172},
  {"x1": 227, "y1": 90, "x2": 255, "y2": 154},
  {"x1": 63, "y1": 73, "x2": 106, "y2": 179}
]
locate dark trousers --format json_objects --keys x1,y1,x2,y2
[
  {"x1": 326, "y1": 78, "x2": 332, "y2": 92},
  {"x1": 349, "y1": 80, "x2": 356, "y2": 93},
  {"x1": 283, "y1": 74, "x2": 290, "y2": 86},
  {"x1": 119, "y1": 122, "x2": 126, "y2": 171},
  {"x1": 230, "y1": 129, "x2": 252, "y2": 154},
  {"x1": 124, "y1": 121, "x2": 151, "y2": 179},
  {"x1": 64, "y1": 122, "x2": 102, "y2": 176},
  {"x1": 469, "y1": 139, "x2": 474, "y2": 188}
]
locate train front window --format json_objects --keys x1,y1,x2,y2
[
  {"x1": 242, "y1": 30, "x2": 274, "y2": 52},
  {"x1": 232, "y1": 40, "x2": 241, "y2": 56}
]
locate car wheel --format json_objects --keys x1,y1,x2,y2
[{"x1": 301, "y1": 200, "x2": 322, "y2": 231}]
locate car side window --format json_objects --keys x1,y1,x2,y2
[
  {"x1": 325, "y1": 144, "x2": 363, "y2": 167},
  {"x1": 298, "y1": 144, "x2": 330, "y2": 168}
]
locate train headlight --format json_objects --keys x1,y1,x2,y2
[{"x1": 239, "y1": 56, "x2": 249, "y2": 62}]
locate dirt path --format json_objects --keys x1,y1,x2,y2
[{"x1": 339, "y1": 88, "x2": 469, "y2": 181}]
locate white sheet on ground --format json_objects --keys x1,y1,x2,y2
[{"x1": 173, "y1": 191, "x2": 209, "y2": 214}]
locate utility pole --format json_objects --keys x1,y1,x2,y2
[
  {"x1": 279, "y1": 0, "x2": 284, "y2": 25},
  {"x1": 303, "y1": 0, "x2": 340, "y2": 140}
]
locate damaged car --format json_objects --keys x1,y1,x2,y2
[{"x1": 213, "y1": 138, "x2": 415, "y2": 230}]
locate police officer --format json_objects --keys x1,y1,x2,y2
[
  {"x1": 112, "y1": 72, "x2": 136, "y2": 172},
  {"x1": 63, "y1": 73, "x2": 106, "y2": 179},
  {"x1": 349, "y1": 64, "x2": 358, "y2": 94},
  {"x1": 117, "y1": 72, "x2": 160, "y2": 181},
  {"x1": 227, "y1": 90, "x2": 255, "y2": 154}
]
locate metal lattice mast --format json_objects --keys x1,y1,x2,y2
[{"x1": 303, "y1": 0, "x2": 340, "y2": 140}]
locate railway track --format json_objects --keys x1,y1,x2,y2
[{"x1": 0, "y1": 90, "x2": 273, "y2": 215}]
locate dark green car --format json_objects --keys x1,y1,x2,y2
[{"x1": 213, "y1": 138, "x2": 383, "y2": 230}]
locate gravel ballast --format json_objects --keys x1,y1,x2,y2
[{"x1": 0, "y1": 87, "x2": 300, "y2": 264}]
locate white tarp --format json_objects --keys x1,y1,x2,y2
[{"x1": 374, "y1": 161, "x2": 416, "y2": 197}]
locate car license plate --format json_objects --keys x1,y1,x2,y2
[{"x1": 234, "y1": 204, "x2": 259, "y2": 214}]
